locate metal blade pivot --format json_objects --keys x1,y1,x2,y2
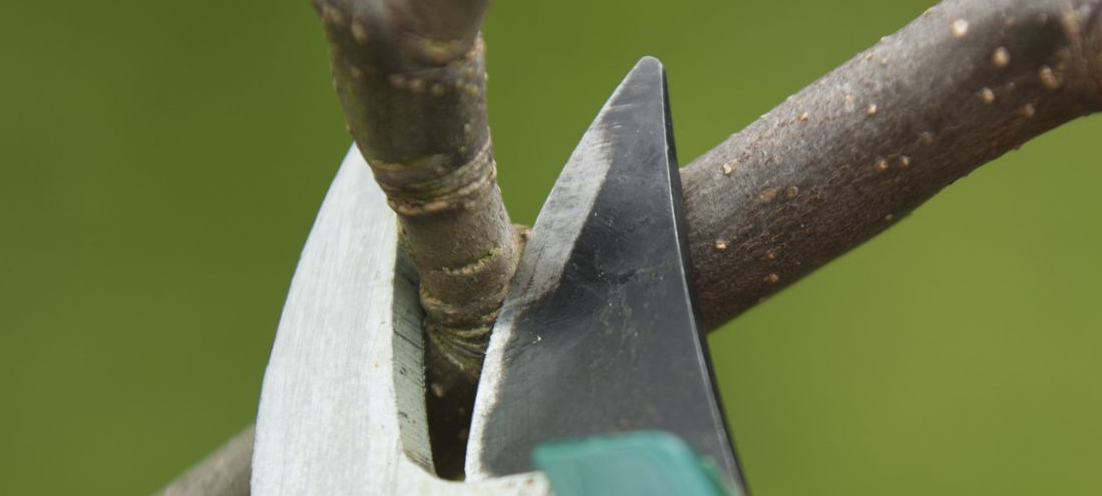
[{"x1": 467, "y1": 57, "x2": 745, "y2": 490}]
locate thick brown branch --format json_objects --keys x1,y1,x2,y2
[
  {"x1": 159, "y1": 0, "x2": 1102, "y2": 490},
  {"x1": 310, "y1": 0, "x2": 513, "y2": 478},
  {"x1": 684, "y1": 0, "x2": 1102, "y2": 329}
]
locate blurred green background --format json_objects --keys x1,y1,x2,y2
[{"x1": 2, "y1": 0, "x2": 1101, "y2": 494}]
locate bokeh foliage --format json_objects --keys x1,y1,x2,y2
[{"x1": 1, "y1": 1, "x2": 1100, "y2": 494}]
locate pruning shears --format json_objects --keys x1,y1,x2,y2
[{"x1": 252, "y1": 57, "x2": 747, "y2": 496}]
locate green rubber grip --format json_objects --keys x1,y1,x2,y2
[{"x1": 532, "y1": 431, "x2": 742, "y2": 496}]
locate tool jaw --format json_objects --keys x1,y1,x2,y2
[
  {"x1": 467, "y1": 57, "x2": 744, "y2": 490},
  {"x1": 253, "y1": 56, "x2": 743, "y2": 496},
  {"x1": 465, "y1": 62, "x2": 655, "y2": 473},
  {"x1": 251, "y1": 148, "x2": 551, "y2": 496}
]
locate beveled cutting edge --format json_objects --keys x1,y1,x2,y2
[
  {"x1": 467, "y1": 57, "x2": 746, "y2": 490},
  {"x1": 251, "y1": 148, "x2": 551, "y2": 496}
]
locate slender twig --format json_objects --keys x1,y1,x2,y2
[
  {"x1": 154, "y1": 0, "x2": 1102, "y2": 491},
  {"x1": 310, "y1": 0, "x2": 518, "y2": 477}
]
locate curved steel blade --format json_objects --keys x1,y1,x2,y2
[
  {"x1": 467, "y1": 57, "x2": 745, "y2": 490},
  {"x1": 252, "y1": 148, "x2": 551, "y2": 496}
]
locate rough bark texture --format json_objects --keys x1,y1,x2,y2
[
  {"x1": 683, "y1": 0, "x2": 1102, "y2": 329},
  {"x1": 150, "y1": 425, "x2": 253, "y2": 496},
  {"x1": 155, "y1": 0, "x2": 1102, "y2": 492},
  {"x1": 310, "y1": 0, "x2": 518, "y2": 478}
]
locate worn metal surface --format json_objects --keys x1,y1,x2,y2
[
  {"x1": 251, "y1": 147, "x2": 550, "y2": 496},
  {"x1": 468, "y1": 57, "x2": 745, "y2": 490}
]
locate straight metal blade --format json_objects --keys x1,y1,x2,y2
[{"x1": 467, "y1": 57, "x2": 745, "y2": 490}]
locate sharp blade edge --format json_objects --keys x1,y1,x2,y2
[{"x1": 468, "y1": 57, "x2": 746, "y2": 491}]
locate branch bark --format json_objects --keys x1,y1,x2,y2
[
  {"x1": 683, "y1": 0, "x2": 1102, "y2": 329},
  {"x1": 150, "y1": 425, "x2": 253, "y2": 496},
  {"x1": 310, "y1": 0, "x2": 518, "y2": 477},
  {"x1": 155, "y1": 0, "x2": 1102, "y2": 492}
]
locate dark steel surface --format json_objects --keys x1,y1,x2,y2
[{"x1": 474, "y1": 57, "x2": 745, "y2": 490}]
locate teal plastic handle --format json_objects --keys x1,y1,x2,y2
[{"x1": 532, "y1": 431, "x2": 742, "y2": 496}]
